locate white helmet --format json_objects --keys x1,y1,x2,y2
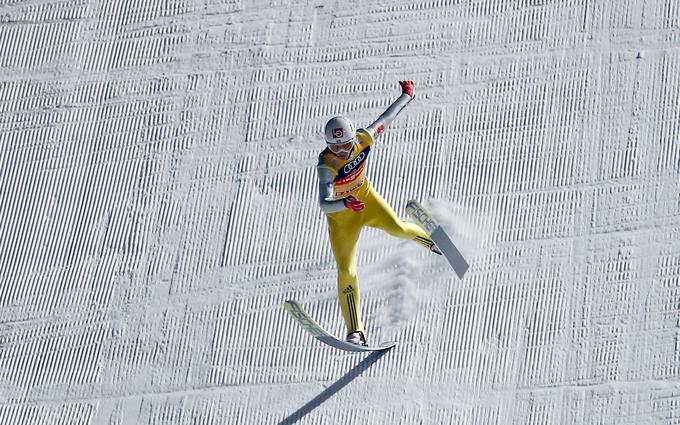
[{"x1": 324, "y1": 116, "x2": 355, "y2": 145}]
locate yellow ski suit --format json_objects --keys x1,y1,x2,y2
[{"x1": 317, "y1": 129, "x2": 434, "y2": 336}]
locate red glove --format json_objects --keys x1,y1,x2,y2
[
  {"x1": 344, "y1": 196, "x2": 365, "y2": 212},
  {"x1": 399, "y1": 80, "x2": 416, "y2": 98}
]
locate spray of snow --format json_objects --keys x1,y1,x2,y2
[{"x1": 424, "y1": 197, "x2": 498, "y2": 262}]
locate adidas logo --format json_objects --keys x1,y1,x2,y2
[
  {"x1": 415, "y1": 236, "x2": 434, "y2": 249},
  {"x1": 343, "y1": 285, "x2": 355, "y2": 294}
]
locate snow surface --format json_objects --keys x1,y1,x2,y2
[{"x1": 1, "y1": 0, "x2": 680, "y2": 424}]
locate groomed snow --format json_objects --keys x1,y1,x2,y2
[{"x1": 1, "y1": 1, "x2": 680, "y2": 424}]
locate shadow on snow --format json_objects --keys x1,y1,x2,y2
[{"x1": 278, "y1": 349, "x2": 392, "y2": 424}]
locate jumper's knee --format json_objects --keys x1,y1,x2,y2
[{"x1": 384, "y1": 219, "x2": 411, "y2": 238}]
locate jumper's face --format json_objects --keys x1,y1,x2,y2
[{"x1": 328, "y1": 139, "x2": 355, "y2": 160}]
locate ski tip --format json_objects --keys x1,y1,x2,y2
[{"x1": 283, "y1": 299, "x2": 298, "y2": 307}]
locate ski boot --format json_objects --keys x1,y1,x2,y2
[{"x1": 346, "y1": 331, "x2": 367, "y2": 347}]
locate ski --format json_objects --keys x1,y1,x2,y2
[
  {"x1": 283, "y1": 300, "x2": 397, "y2": 353},
  {"x1": 406, "y1": 199, "x2": 470, "y2": 279}
]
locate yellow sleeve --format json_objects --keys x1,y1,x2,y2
[{"x1": 355, "y1": 128, "x2": 374, "y2": 148}]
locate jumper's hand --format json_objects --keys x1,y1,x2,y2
[
  {"x1": 344, "y1": 196, "x2": 365, "y2": 212},
  {"x1": 399, "y1": 80, "x2": 416, "y2": 99}
]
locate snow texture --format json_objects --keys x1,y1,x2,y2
[{"x1": 1, "y1": 0, "x2": 680, "y2": 424}]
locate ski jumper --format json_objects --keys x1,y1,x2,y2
[{"x1": 317, "y1": 86, "x2": 435, "y2": 336}]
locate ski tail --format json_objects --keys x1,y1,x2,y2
[{"x1": 406, "y1": 199, "x2": 470, "y2": 279}]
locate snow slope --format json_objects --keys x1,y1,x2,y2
[{"x1": 1, "y1": 0, "x2": 680, "y2": 424}]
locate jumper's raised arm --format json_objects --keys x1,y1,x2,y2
[{"x1": 366, "y1": 80, "x2": 416, "y2": 139}]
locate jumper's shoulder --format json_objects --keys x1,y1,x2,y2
[
  {"x1": 317, "y1": 149, "x2": 341, "y2": 173},
  {"x1": 316, "y1": 150, "x2": 341, "y2": 175},
  {"x1": 356, "y1": 128, "x2": 374, "y2": 147}
]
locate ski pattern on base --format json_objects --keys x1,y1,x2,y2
[
  {"x1": 283, "y1": 300, "x2": 397, "y2": 353},
  {"x1": 406, "y1": 199, "x2": 470, "y2": 279}
]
